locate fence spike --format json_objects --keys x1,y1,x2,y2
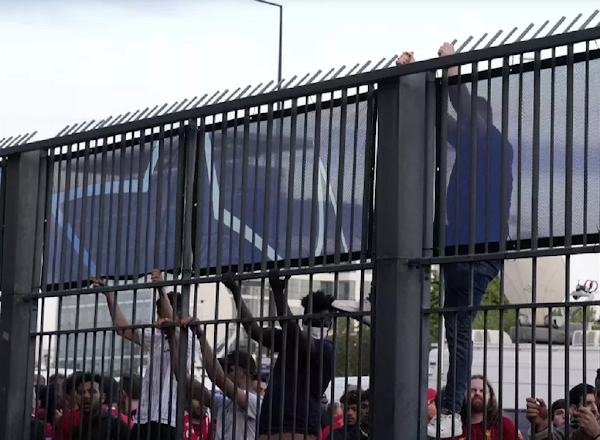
[
  {"x1": 172, "y1": 99, "x2": 189, "y2": 113},
  {"x1": 346, "y1": 63, "x2": 361, "y2": 77},
  {"x1": 214, "y1": 90, "x2": 229, "y2": 103},
  {"x1": 0, "y1": 137, "x2": 13, "y2": 148},
  {"x1": 294, "y1": 73, "x2": 311, "y2": 88},
  {"x1": 153, "y1": 103, "x2": 169, "y2": 117},
  {"x1": 225, "y1": 88, "x2": 242, "y2": 102},
  {"x1": 56, "y1": 125, "x2": 70, "y2": 137},
  {"x1": 564, "y1": 13, "x2": 583, "y2": 33},
  {"x1": 125, "y1": 110, "x2": 141, "y2": 123},
  {"x1": 546, "y1": 16, "x2": 566, "y2": 37},
  {"x1": 500, "y1": 27, "x2": 519, "y2": 45},
  {"x1": 383, "y1": 55, "x2": 398, "y2": 68},
  {"x1": 235, "y1": 85, "x2": 252, "y2": 100},
  {"x1": 282, "y1": 75, "x2": 298, "y2": 89},
  {"x1": 194, "y1": 94, "x2": 209, "y2": 107},
  {"x1": 112, "y1": 113, "x2": 128, "y2": 126},
  {"x1": 580, "y1": 10, "x2": 599, "y2": 30},
  {"x1": 356, "y1": 60, "x2": 372, "y2": 75},
  {"x1": 93, "y1": 119, "x2": 106, "y2": 130},
  {"x1": 144, "y1": 105, "x2": 159, "y2": 118},
  {"x1": 81, "y1": 120, "x2": 96, "y2": 133},
  {"x1": 370, "y1": 58, "x2": 387, "y2": 71},
  {"x1": 258, "y1": 81, "x2": 274, "y2": 95},
  {"x1": 249, "y1": 83, "x2": 264, "y2": 96},
  {"x1": 455, "y1": 36, "x2": 474, "y2": 54},
  {"x1": 306, "y1": 70, "x2": 323, "y2": 85},
  {"x1": 451, "y1": 39, "x2": 458, "y2": 45},
  {"x1": 515, "y1": 23, "x2": 535, "y2": 42},
  {"x1": 531, "y1": 20, "x2": 550, "y2": 39},
  {"x1": 470, "y1": 33, "x2": 489, "y2": 52},
  {"x1": 23, "y1": 131, "x2": 37, "y2": 143},
  {"x1": 271, "y1": 80, "x2": 285, "y2": 92},
  {"x1": 10, "y1": 133, "x2": 27, "y2": 146},
  {"x1": 163, "y1": 102, "x2": 180, "y2": 114},
  {"x1": 180, "y1": 97, "x2": 198, "y2": 111},
  {"x1": 485, "y1": 30, "x2": 504, "y2": 48},
  {"x1": 0, "y1": 138, "x2": 5, "y2": 146},
  {"x1": 320, "y1": 68, "x2": 336, "y2": 81},
  {"x1": 134, "y1": 108, "x2": 150, "y2": 121},
  {"x1": 204, "y1": 91, "x2": 221, "y2": 106}
]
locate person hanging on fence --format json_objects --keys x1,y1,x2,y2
[
  {"x1": 92, "y1": 269, "x2": 199, "y2": 440},
  {"x1": 222, "y1": 271, "x2": 335, "y2": 440},
  {"x1": 395, "y1": 44, "x2": 514, "y2": 438},
  {"x1": 155, "y1": 315, "x2": 260, "y2": 440}
]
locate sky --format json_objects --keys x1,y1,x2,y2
[{"x1": 2, "y1": 0, "x2": 600, "y2": 300}]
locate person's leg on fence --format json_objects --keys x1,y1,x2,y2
[{"x1": 427, "y1": 261, "x2": 500, "y2": 438}]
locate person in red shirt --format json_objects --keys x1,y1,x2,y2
[{"x1": 443, "y1": 375, "x2": 523, "y2": 440}]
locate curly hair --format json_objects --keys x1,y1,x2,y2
[{"x1": 301, "y1": 290, "x2": 334, "y2": 314}]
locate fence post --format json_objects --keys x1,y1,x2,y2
[
  {"x1": 0, "y1": 150, "x2": 43, "y2": 439},
  {"x1": 371, "y1": 71, "x2": 434, "y2": 439}
]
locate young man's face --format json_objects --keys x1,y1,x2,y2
[
  {"x1": 359, "y1": 400, "x2": 369, "y2": 424},
  {"x1": 570, "y1": 393, "x2": 599, "y2": 418},
  {"x1": 553, "y1": 408, "x2": 566, "y2": 428},
  {"x1": 191, "y1": 398, "x2": 203, "y2": 420},
  {"x1": 77, "y1": 382, "x2": 103, "y2": 415},
  {"x1": 252, "y1": 380, "x2": 267, "y2": 397},
  {"x1": 344, "y1": 403, "x2": 358, "y2": 427}
]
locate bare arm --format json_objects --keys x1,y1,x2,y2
[
  {"x1": 222, "y1": 274, "x2": 283, "y2": 351},
  {"x1": 157, "y1": 319, "x2": 212, "y2": 409},
  {"x1": 152, "y1": 269, "x2": 174, "y2": 320},
  {"x1": 93, "y1": 277, "x2": 141, "y2": 346},
  {"x1": 184, "y1": 318, "x2": 254, "y2": 409},
  {"x1": 269, "y1": 273, "x2": 317, "y2": 359}
]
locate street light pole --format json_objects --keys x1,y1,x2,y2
[{"x1": 252, "y1": 0, "x2": 282, "y2": 90}]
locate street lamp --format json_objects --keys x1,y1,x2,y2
[{"x1": 252, "y1": 0, "x2": 283, "y2": 91}]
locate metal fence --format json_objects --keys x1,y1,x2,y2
[{"x1": 1, "y1": 24, "x2": 600, "y2": 440}]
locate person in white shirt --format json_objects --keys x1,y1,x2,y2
[
  {"x1": 156, "y1": 315, "x2": 261, "y2": 440},
  {"x1": 93, "y1": 269, "x2": 198, "y2": 440}
]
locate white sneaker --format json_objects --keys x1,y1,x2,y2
[
  {"x1": 427, "y1": 412, "x2": 463, "y2": 438},
  {"x1": 331, "y1": 298, "x2": 371, "y2": 326}
]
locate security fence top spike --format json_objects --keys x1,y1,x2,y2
[
  {"x1": 456, "y1": 36, "x2": 473, "y2": 54},
  {"x1": 501, "y1": 27, "x2": 519, "y2": 45},
  {"x1": 0, "y1": 137, "x2": 12, "y2": 148},
  {"x1": 81, "y1": 120, "x2": 96, "y2": 132},
  {"x1": 370, "y1": 58, "x2": 387, "y2": 71},
  {"x1": 205, "y1": 91, "x2": 221, "y2": 106},
  {"x1": 146, "y1": 105, "x2": 160, "y2": 118},
  {"x1": 485, "y1": 30, "x2": 504, "y2": 48},
  {"x1": 236, "y1": 85, "x2": 252, "y2": 100},
  {"x1": 56, "y1": 125, "x2": 70, "y2": 137},
  {"x1": 451, "y1": 39, "x2": 458, "y2": 45},
  {"x1": 125, "y1": 109, "x2": 141, "y2": 123},
  {"x1": 153, "y1": 103, "x2": 169, "y2": 117},
  {"x1": 470, "y1": 33, "x2": 489, "y2": 52},
  {"x1": 580, "y1": 10, "x2": 599, "y2": 30},
  {"x1": 11, "y1": 133, "x2": 27, "y2": 146},
  {"x1": 93, "y1": 119, "x2": 105, "y2": 130},
  {"x1": 249, "y1": 83, "x2": 264, "y2": 96},
  {"x1": 172, "y1": 99, "x2": 188, "y2": 113},
  {"x1": 165, "y1": 102, "x2": 180, "y2": 114},
  {"x1": 214, "y1": 90, "x2": 229, "y2": 104},
  {"x1": 65, "y1": 123, "x2": 81, "y2": 136},
  {"x1": 195, "y1": 94, "x2": 209, "y2": 107},
  {"x1": 282, "y1": 75, "x2": 298, "y2": 89},
  {"x1": 531, "y1": 20, "x2": 550, "y2": 39},
  {"x1": 113, "y1": 113, "x2": 127, "y2": 126},
  {"x1": 516, "y1": 23, "x2": 535, "y2": 42},
  {"x1": 0, "y1": 138, "x2": 5, "y2": 145},
  {"x1": 346, "y1": 63, "x2": 361, "y2": 77},
  {"x1": 24, "y1": 131, "x2": 37, "y2": 143},
  {"x1": 134, "y1": 108, "x2": 150, "y2": 121},
  {"x1": 15, "y1": 133, "x2": 29, "y2": 145},
  {"x1": 320, "y1": 68, "x2": 336, "y2": 82},
  {"x1": 383, "y1": 55, "x2": 398, "y2": 68},
  {"x1": 271, "y1": 80, "x2": 285, "y2": 92},
  {"x1": 225, "y1": 88, "x2": 241, "y2": 102},
  {"x1": 546, "y1": 17, "x2": 566, "y2": 37},
  {"x1": 564, "y1": 13, "x2": 583, "y2": 33},
  {"x1": 258, "y1": 81, "x2": 274, "y2": 95},
  {"x1": 306, "y1": 70, "x2": 323, "y2": 85},
  {"x1": 182, "y1": 97, "x2": 198, "y2": 110},
  {"x1": 294, "y1": 73, "x2": 311, "y2": 88},
  {"x1": 70, "y1": 121, "x2": 86, "y2": 135},
  {"x1": 356, "y1": 60, "x2": 372, "y2": 75}
]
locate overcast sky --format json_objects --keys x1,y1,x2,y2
[{"x1": 2, "y1": 0, "x2": 600, "y2": 295}]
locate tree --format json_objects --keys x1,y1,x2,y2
[
  {"x1": 429, "y1": 270, "x2": 517, "y2": 345},
  {"x1": 333, "y1": 317, "x2": 370, "y2": 376}
]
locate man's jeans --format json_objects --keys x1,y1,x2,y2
[{"x1": 441, "y1": 260, "x2": 501, "y2": 414}]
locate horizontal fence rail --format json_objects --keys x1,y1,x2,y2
[{"x1": 1, "y1": 24, "x2": 600, "y2": 440}]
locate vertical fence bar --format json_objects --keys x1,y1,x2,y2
[
  {"x1": 371, "y1": 72, "x2": 431, "y2": 439},
  {"x1": 0, "y1": 149, "x2": 43, "y2": 440}
]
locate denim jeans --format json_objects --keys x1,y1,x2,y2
[{"x1": 441, "y1": 260, "x2": 501, "y2": 414}]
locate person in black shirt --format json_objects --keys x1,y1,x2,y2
[
  {"x1": 71, "y1": 373, "x2": 130, "y2": 440},
  {"x1": 223, "y1": 271, "x2": 335, "y2": 440}
]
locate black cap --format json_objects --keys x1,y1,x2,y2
[{"x1": 218, "y1": 351, "x2": 257, "y2": 375}]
